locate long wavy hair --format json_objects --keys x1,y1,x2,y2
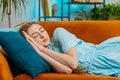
[{"x1": 19, "y1": 22, "x2": 39, "y2": 34}]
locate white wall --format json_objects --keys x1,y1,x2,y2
[
  {"x1": 106, "y1": 0, "x2": 118, "y2": 4},
  {"x1": 0, "y1": 10, "x2": 31, "y2": 28},
  {"x1": 0, "y1": 0, "x2": 36, "y2": 28}
]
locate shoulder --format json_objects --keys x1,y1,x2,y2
[
  {"x1": 53, "y1": 27, "x2": 70, "y2": 36},
  {"x1": 52, "y1": 27, "x2": 70, "y2": 41},
  {"x1": 54, "y1": 27, "x2": 67, "y2": 34}
]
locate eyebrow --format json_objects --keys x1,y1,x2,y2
[{"x1": 39, "y1": 27, "x2": 42, "y2": 30}]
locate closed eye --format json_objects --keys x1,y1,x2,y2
[{"x1": 32, "y1": 33, "x2": 39, "y2": 38}]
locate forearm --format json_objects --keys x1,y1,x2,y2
[
  {"x1": 37, "y1": 50, "x2": 72, "y2": 74},
  {"x1": 40, "y1": 46, "x2": 78, "y2": 69},
  {"x1": 22, "y1": 31, "x2": 72, "y2": 73},
  {"x1": 22, "y1": 31, "x2": 77, "y2": 70}
]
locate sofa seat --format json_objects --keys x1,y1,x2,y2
[
  {"x1": 13, "y1": 73, "x2": 120, "y2": 80},
  {"x1": 13, "y1": 74, "x2": 32, "y2": 80},
  {"x1": 33, "y1": 73, "x2": 119, "y2": 80}
]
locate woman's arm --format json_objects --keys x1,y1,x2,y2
[
  {"x1": 28, "y1": 36, "x2": 78, "y2": 69},
  {"x1": 40, "y1": 46, "x2": 78, "y2": 70},
  {"x1": 23, "y1": 31, "x2": 78, "y2": 70},
  {"x1": 22, "y1": 31, "x2": 72, "y2": 74},
  {"x1": 36, "y1": 49, "x2": 72, "y2": 74}
]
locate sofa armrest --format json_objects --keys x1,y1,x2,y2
[{"x1": 0, "y1": 50, "x2": 13, "y2": 80}]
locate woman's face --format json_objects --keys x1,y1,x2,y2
[{"x1": 27, "y1": 24, "x2": 50, "y2": 47}]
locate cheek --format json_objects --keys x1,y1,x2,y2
[
  {"x1": 34, "y1": 38, "x2": 43, "y2": 45},
  {"x1": 46, "y1": 33, "x2": 50, "y2": 39}
]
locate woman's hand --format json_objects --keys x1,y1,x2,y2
[
  {"x1": 22, "y1": 31, "x2": 40, "y2": 53},
  {"x1": 22, "y1": 31, "x2": 37, "y2": 45},
  {"x1": 22, "y1": 31, "x2": 43, "y2": 50}
]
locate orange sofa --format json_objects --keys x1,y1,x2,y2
[{"x1": 1, "y1": 21, "x2": 120, "y2": 80}]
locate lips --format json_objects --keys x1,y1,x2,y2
[{"x1": 43, "y1": 38, "x2": 47, "y2": 42}]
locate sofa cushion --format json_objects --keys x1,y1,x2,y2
[
  {"x1": 13, "y1": 74, "x2": 32, "y2": 80},
  {"x1": 33, "y1": 73, "x2": 119, "y2": 80},
  {"x1": 0, "y1": 32, "x2": 51, "y2": 78},
  {"x1": 0, "y1": 52, "x2": 13, "y2": 80}
]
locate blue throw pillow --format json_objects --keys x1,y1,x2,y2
[{"x1": 0, "y1": 32, "x2": 51, "y2": 78}]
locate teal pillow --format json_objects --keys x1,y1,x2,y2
[{"x1": 0, "y1": 32, "x2": 51, "y2": 78}]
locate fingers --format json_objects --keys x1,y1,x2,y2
[
  {"x1": 22, "y1": 31, "x2": 40, "y2": 48},
  {"x1": 22, "y1": 32, "x2": 37, "y2": 49},
  {"x1": 22, "y1": 31, "x2": 29, "y2": 41},
  {"x1": 22, "y1": 31, "x2": 37, "y2": 44},
  {"x1": 22, "y1": 31, "x2": 28, "y2": 37},
  {"x1": 22, "y1": 31, "x2": 40, "y2": 52},
  {"x1": 22, "y1": 31, "x2": 33, "y2": 41},
  {"x1": 22, "y1": 31, "x2": 30, "y2": 38}
]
